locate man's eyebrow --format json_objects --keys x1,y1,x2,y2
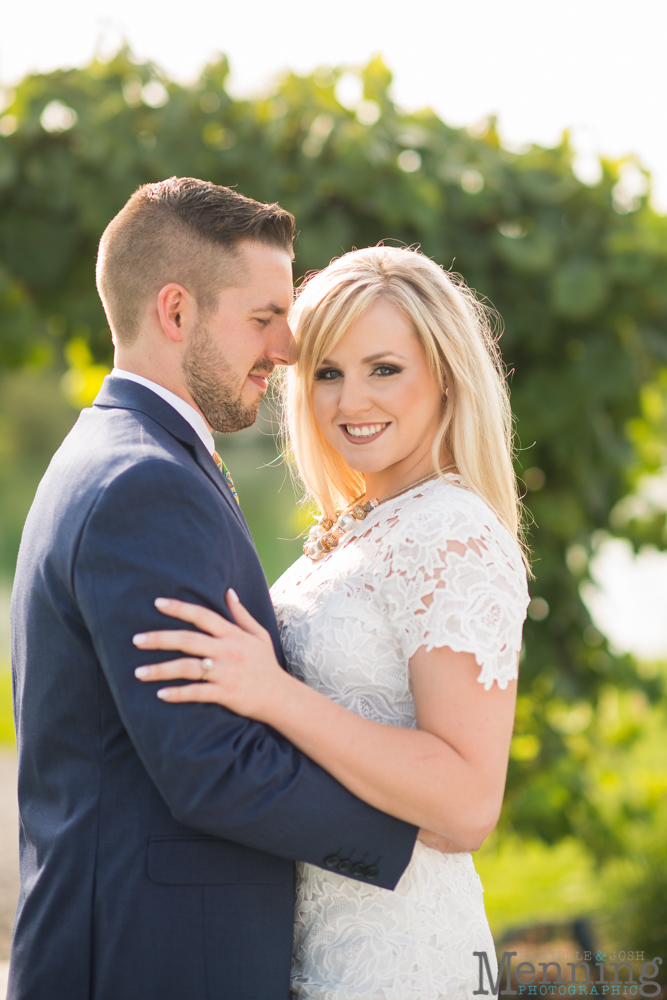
[{"x1": 250, "y1": 302, "x2": 288, "y2": 315}]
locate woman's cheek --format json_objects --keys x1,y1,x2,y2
[
  {"x1": 311, "y1": 387, "x2": 335, "y2": 437},
  {"x1": 403, "y1": 375, "x2": 441, "y2": 430}
]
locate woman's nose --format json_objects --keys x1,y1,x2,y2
[{"x1": 338, "y1": 377, "x2": 372, "y2": 415}]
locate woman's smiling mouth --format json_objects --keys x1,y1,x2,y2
[{"x1": 340, "y1": 422, "x2": 389, "y2": 443}]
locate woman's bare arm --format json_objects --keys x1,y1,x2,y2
[
  {"x1": 228, "y1": 644, "x2": 516, "y2": 849},
  {"x1": 134, "y1": 593, "x2": 517, "y2": 851}
]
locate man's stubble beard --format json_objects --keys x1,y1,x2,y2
[{"x1": 182, "y1": 320, "x2": 271, "y2": 434}]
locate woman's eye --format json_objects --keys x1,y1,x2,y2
[
  {"x1": 314, "y1": 368, "x2": 343, "y2": 381},
  {"x1": 372, "y1": 365, "x2": 402, "y2": 377}
]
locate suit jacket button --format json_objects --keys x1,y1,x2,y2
[
  {"x1": 352, "y1": 863, "x2": 366, "y2": 876},
  {"x1": 337, "y1": 858, "x2": 352, "y2": 873},
  {"x1": 365, "y1": 864, "x2": 379, "y2": 879},
  {"x1": 324, "y1": 855, "x2": 340, "y2": 868}
]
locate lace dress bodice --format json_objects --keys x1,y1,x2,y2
[{"x1": 270, "y1": 475, "x2": 530, "y2": 999}]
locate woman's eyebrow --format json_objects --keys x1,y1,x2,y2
[
  {"x1": 317, "y1": 351, "x2": 408, "y2": 366},
  {"x1": 362, "y1": 351, "x2": 408, "y2": 363}
]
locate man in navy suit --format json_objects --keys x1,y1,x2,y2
[{"x1": 9, "y1": 177, "x2": 417, "y2": 999}]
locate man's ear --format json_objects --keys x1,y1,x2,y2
[{"x1": 157, "y1": 283, "x2": 195, "y2": 343}]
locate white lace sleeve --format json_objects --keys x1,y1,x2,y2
[{"x1": 382, "y1": 489, "x2": 529, "y2": 690}]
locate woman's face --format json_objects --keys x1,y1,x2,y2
[{"x1": 310, "y1": 298, "x2": 445, "y2": 489}]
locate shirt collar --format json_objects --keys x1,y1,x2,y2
[{"x1": 111, "y1": 368, "x2": 216, "y2": 455}]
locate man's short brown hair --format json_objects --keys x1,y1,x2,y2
[{"x1": 96, "y1": 177, "x2": 295, "y2": 345}]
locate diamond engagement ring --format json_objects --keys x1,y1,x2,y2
[{"x1": 201, "y1": 657, "x2": 214, "y2": 681}]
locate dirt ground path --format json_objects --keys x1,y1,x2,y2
[
  {"x1": 0, "y1": 751, "x2": 17, "y2": 958},
  {"x1": 0, "y1": 750, "x2": 18, "y2": 996}
]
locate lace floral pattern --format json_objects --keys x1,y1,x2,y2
[{"x1": 270, "y1": 475, "x2": 529, "y2": 999}]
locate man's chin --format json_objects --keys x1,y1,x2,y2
[
  {"x1": 207, "y1": 400, "x2": 261, "y2": 435},
  {"x1": 230, "y1": 409, "x2": 259, "y2": 433}
]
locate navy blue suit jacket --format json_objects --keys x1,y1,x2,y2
[{"x1": 9, "y1": 376, "x2": 417, "y2": 1000}]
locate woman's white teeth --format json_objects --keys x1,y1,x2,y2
[{"x1": 345, "y1": 423, "x2": 387, "y2": 437}]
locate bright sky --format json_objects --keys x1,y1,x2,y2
[
  {"x1": 584, "y1": 539, "x2": 667, "y2": 661},
  {"x1": 2, "y1": 0, "x2": 667, "y2": 656},
  {"x1": 2, "y1": 0, "x2": 667, "y2": 210}
]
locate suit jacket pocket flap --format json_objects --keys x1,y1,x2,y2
[{"x1": 148, "y1": 836, "x2": 285, "y2": 885}]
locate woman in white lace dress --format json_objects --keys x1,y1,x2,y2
[{"x1": 137, "y1": 247, "x2": 530, "y2": 998}]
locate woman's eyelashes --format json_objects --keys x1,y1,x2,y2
[
  {"x1": 314, "y1": 366, "x2": 343, "y2": 381},
  {"x1": 314, "y1": 364, "x2": 403, "y2": 381}
]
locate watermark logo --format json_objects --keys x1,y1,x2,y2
[{"x1": 473, "y1": 951, "x2": 663, "y2": 997}]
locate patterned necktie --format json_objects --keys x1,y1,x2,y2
[{"x1": 212, "y1": 450, "x2": 240, "y2": 505}]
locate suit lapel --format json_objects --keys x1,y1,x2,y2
[
  {"x1": 94, "y1": 376, "x2": 250, "y2": 534},
  {"x1": 189, "y1": 434, "x2": 250, "y2": 533}
]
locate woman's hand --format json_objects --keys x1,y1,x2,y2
[{"x1": 133, "y1": 590, "x2": 291, "y2": 722}]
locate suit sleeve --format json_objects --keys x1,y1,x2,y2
[{"x1": 74, "y1": 458, "x2": 416, "y2": 890}]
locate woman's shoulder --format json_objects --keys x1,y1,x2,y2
[
  {"x1": 389, "y1": 475, "x2": 510, "y2": 542},
  {"x1": 383, "y1": 475, "x2": 527, "y2": 585},
  {"x1": 382, "y1": 476, "x2": 530, "y2": 689}
]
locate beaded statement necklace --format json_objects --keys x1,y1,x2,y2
[{"x1": 303, "y1": 464, "x2": 458, "y2": 562}]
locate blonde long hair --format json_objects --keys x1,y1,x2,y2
[{"x1": 282, "y1": 246, "x2": 527, "y2": 557}]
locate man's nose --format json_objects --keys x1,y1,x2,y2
[{"x1": 266, "y1": 316, "x2": 296, "y2": 367}]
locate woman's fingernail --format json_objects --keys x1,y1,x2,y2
[
  {"x1": 227, "y1": 588, "x2": 239, "y2": 603},
  {"x1": 157, "y1": 688, "x2": 171, "y2": 700},
  {"x1": 155, "y1": 598, "x2": 170, "y2": 609},
  {"x1": 135, "y1": 667, "x2": 149, "y2": 678},
  {"x1": 133, "y1": 634, "x2": 147, "y2": 645}
]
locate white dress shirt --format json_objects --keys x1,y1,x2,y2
[{"x1": 111, "y1": 368, "x2": 216, "y2": 455}]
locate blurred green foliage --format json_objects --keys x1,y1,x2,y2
[
  {"x1": 0, "y1": 49, "x2": 666, "y2": 875},
  {"x1": 0, "y1": 370, "x2": 79, "y2": 573},
  {"x1": 0, "y1": 671, "x2": 12, "y2": 744}
]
